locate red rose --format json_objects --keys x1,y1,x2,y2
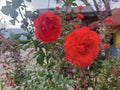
[
  {"x1": 64, "y1": 27, "x2": 101, "y2": 67},
  {"x1": 34, "y1": 11, "x2": 62, "y2": 43},
  {"x1": 78, "y1": 5, "x2": 84, "y2": 10},
  {"x1": 56, "y1": 6, "x2": 60, "y2": 10},
  {"x1": 74, "y1": 24, "x2": 80, "y2": 29},
  {"x1": 76, "y1": 13, "x2": 84, "y2": 19},
  {"x1": 105, "y1": 17, "x2": 113, "y2": 23},
  {"x1": 103, "y1": 43, "x2": 110, "y2": 49}
]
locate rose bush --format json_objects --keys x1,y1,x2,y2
[{"x1": 1, "y1": 0, "x2": 120, "y2": 90}]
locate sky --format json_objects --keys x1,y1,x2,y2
[{"x1": 0, "y1": 0, "x2": 120, "y2": 29}]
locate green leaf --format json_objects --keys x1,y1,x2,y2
[
  {"x1": 33, "y1": 40, "x2": 40, "y2": 50},
  {"x1": 0, "y1": 81, "x2": 3, "y2": 90},
  {"x1": 18, "y1": 45, "x2": 23, "y2": 49},
  {"x1": 46, "y1": 52, "x2": 52, "y2": 60},
  {"x1": 19, "y1": 39, "x2": 30, "y2": 44},
  {"x1": 52, "y1": 54, "x2": 57, "y2": 60},
  {"x1": 64, "y1": 0, "x2": 75, "y2": 6},
  {"x1": 46, "y1": 74, "x2": 52, "y2": 80},
  {"x1": 21, "y1": 33, "x2": 33, "y2": 39},
  {"x1": 37, "y1": 50, "x2": 45, "y2": 65},
  {"x1": 57, "y1": 37, "x2": 64, "y2": 43},
  {"x1": 29, "y1": 52, "x2": 39, "y2": 60},
  {"x1": 71, "y1": 3, "x2": 77, "y2": 6},
  {"x1": 117, "y1": 58, "x2": 120, "y2": 65},
  {"x1": 38, "y1": 70, "x2": 46, "y2": 77},
  {"x1": 22, "y1": 42, "x2": 33, "y2": 50},
  {"x1": 38, "y1": 43, "x2": 44, "y2": 49},
  {"x1": 62, "y1": 84, "x2": 68, "y2": 90},
  {"x1": 48, "y1": 62, "x2": 55, "y2": 68},
  {"x1": 37, "y1": 54, "x2": 44, "y2": 65}
]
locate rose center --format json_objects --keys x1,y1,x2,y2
[{"x1": 77, "y1": 45, "x2": 86, "y2": 54}]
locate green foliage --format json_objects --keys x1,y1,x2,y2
[
  {"x1": 0, "y1": 81, "x2": 3, "y2": 90},
  {"x1": 37, "y1": 49, "x2": 45, "y2": 66},
  {"x1": 63, "y1": 0, "x2": 77, "y2": 7}
]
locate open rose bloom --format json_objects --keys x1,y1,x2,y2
[
  {"x1": 34, "y1": 11, "x2": 62, "y2": 43},
  {"x1": 64, "y1": 27, "x2": 101, "y2": 67}
]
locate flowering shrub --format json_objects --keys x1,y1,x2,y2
[{"x1": 1, "y1": 0, "x2": 120, "y2": 90}]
